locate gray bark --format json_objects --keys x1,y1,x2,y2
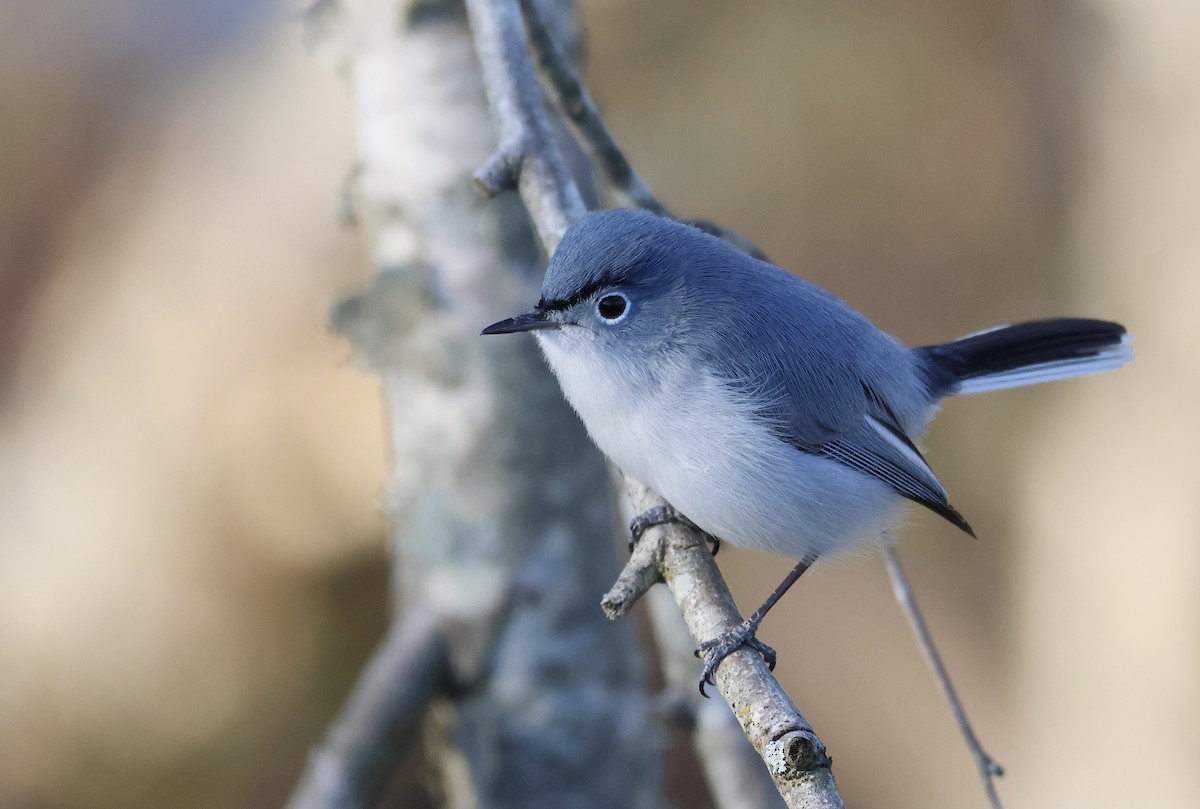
[{"x1": 292, "y1": 1, "x2": 662, "y2": 807}]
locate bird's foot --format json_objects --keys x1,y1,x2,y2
[
  {"x1": 694, "y1": 618, "x2": 775, "y2": 697},
  {"x1": 628, "y1": 505, "x2": 719, "y2": 555}
]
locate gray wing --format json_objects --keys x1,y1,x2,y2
[
  {"x1": 698, "y1": 261, "x2": 973, "y2": 535},
  {"x1": 813, "y1": 411, "x2": 974, "y2": 536}
]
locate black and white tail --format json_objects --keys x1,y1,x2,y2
[{"x1": 919, "y1": 318, "x2": 1133, "y2": 398}]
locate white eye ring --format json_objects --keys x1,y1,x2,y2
[{"x1": 596, "y1": 293, "x2": 629, "y2": 323}]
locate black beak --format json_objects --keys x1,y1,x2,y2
[{"x1": 481, "y1": 309, "x2": 559, "y2": 335}]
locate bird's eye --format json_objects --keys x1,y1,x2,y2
[{"x1": 597, "y1": 294, "x2": 628, "y2": 322}]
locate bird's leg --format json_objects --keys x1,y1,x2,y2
[
  {"x1": 628, "y1": 504, "x2": 719, "y2": 555},
  {"x1": 694, "y1": 555, "x2": 815, "y2": 697}
]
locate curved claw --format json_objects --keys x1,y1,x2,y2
[
  {"x1": 694, "y1": 619, "x2": 777, "y2": 697},
  {"x1": 742, "y1": 636, "x2": 777, "y2": 670}
]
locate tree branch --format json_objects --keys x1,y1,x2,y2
[
  {"x1": 467, "y1": 0, "x2": 584, "y2": 249},
  {"x1": 464, "y1": 1, "x2": 844, "y2": 805},
  {"x1": 608, "y1": 482, "x2": 844, "y2": 809},
  {"x1": 516, "y1": 0, "x2": 665, "y2": 215},
  {"x1": 883, "y1": 546, "x2": 1005, "y2": 809},
  {"x1": 643, "y1": 585, "x2": 789, "y2": 809},
  {"x1": 285, "y1": 609, "x2": 449, "y2": 809},
  {"x1": 516, "y1": 0, "x2": 769, "y2": 261}
]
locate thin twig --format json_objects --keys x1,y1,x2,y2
[
  {"x1": 609, "y1": 481, "x2": 844, "y2": 809},
  {"x1": 882, "y1": 546, "x2": 1005, "y2": 809},
  {"x1": 618, "y1": 489, "x2": 796, "y2": 809},
  {"x1": 464, "y1": 2, "x2": 844, "y2": 806},
  {"x1": 517, "y1": 0, "x2": 665, "y2": 214},
  {"x1": 285, "y1": 609, "x2": 450, "y2": 809},
  {"x1": 643, "y1": 587, "x2": 789, "y2": 809},
  {"x1": 517, "y1": 0, "x2": 769, "y2": 261},
  {"x1": 467, "y1": 0, "x2": 584, "y2": 250}
]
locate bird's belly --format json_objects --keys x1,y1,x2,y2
[
  {"x1": 544, "y1": 345, "x2": 898, "y2": 559},
  {"x1": 628, "y1": 416, "x2": 900, "y2": 559}
]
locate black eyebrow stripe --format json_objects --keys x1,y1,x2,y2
[{"x1": 539, "y1": 274, "x2": 629, "y2": 312}]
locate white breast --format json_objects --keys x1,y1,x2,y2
[{"x1": 536, "y1": 331, "x2": 900, "y2": 559}]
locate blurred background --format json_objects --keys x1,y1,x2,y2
[{"x1": 0, "y1": 1, "x2": 1195, "y2": 808}]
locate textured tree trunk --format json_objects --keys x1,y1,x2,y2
[{"x1": 302, "y1": 1, "x2": 662, "y2": 806}]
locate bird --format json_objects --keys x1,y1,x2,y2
[{"x1": 482, "y1": 207, "x2": 1133, "y2": 691}]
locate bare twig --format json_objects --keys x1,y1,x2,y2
[
  {"x1": 517, "y1": 0, "x2": 664, "y2": 214},
  {"x1": 467, "y1": 0, "x2": 584, "y2": 249},
  {"x1": 464, "y1": 1, "x2": 844, "y2": 806},
  {"x1": 607, "y1": 482, "x2": 843, "y2": 809},
  {"x1": 617, "y1": 485, "x2": 814, "y2": 809},
  {"x1": 517, "y1": 0, "x2": 769, "y2": 261},
  {"x1": 643, "y1": 587, "x2": 788, "y2": 809},
  {"x1": 285, "y1": 609, "x2": 449, "y2": 809},
  {"x1": 883, "y1": 546, "x2": 1005, "y2": 809}
]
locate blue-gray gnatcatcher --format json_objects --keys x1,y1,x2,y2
[{"x1": 483, "y1": 208, "x2": 1132, "y2": 688}]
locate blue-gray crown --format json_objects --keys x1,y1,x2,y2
[{"x1": 540, "y1": 209, "x2": 724, "y2": 310}]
